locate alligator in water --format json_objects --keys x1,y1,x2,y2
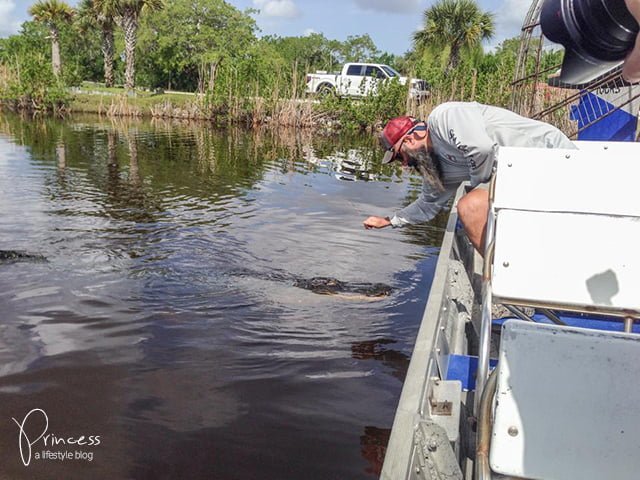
[
  {"x1": 0, "y1": 250, "x2": 47, "y2": 264},
  {"x1": 292, "y1": 276, "x2": 392, "y2": 298},
  {"x1": 230, "y1": 268, "x2": 393, "y2": 299}
]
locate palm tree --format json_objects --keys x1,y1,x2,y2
[
  {"x1": 413, "y1": 0, "x2": 494, "y2": 73},
  {"x1": 77, "y1": 0, "x2": 117, "y2": 87},
  {"x1": 94, "y1": 0, "x2": 164, "y2": 91},
  {"x1": 28, "y1": 0, "x2": 75, "y2": 77}
]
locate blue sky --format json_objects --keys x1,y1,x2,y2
[{"x1": 1, "y1": 0, "x2": 531, "y2": 55}]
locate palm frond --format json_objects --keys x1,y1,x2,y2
[
  {"x1": 29, "y1": 0, "x2": 75, "y2": 24},
  {"x1": 413, "y1": 0, "x2": 495, "y2": 69}
]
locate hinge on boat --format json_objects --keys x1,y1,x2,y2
[
  {"x1": 429, "y1": 393, "x2": 453, "y2": 415},
  {"x1": 428, "y1": 379, "x2": 453, "y2": 415},
  {"x1": 426, "y1": 379, "x2": 462, "y2": 445}
]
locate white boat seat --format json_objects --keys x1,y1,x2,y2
[
  {"x1": 491, "y1": 144, "x2": 640, "y2": 316},
  {"x1": 492, "y1": 209, "x2": 640, "y2": 314},
  {"x1": 486, "y1": 142, "x2": 640, "y2": 479},
  {"x1": 490, "y1": 320, "x2": 640, "y2": 480},
  {"x1": 493, "y1": 144, "x2": 640, "y2": 217}
]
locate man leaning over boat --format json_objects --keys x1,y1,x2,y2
[{"x1": 363, "y1": 101, "x2": 575, "y2": 251}]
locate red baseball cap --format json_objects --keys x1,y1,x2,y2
[{"x1": 380, "y1": 116, "x2": 422, "y2": 164}]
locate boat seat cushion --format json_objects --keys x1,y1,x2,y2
[
  {"x1": 492, "y1": 209, "x2": 640, "y2": 314},
  {"x1": 491, "y1": 144, "x2": 640, "y2": 316},
  {"x1": 490, "y1": 320, "x2": 640, "y2": 479},
  {"x1": 494, "y1": 145, "x2": 640, "y2": 217}
]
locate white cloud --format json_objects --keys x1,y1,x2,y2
[
  {"x1": 253, "y1": 0, "x2": 301, "y2": 18},
  {"x1": 476, "y1": 0, "x2": 530, "y2": 51},
  {"x1": 494, "y1": 0, "x2": 530, "y2": 41},
  {"x1": 303, "y1": 28, "x2": 317, "y2": 36},
  {"x1": 352, "y1": 0, "x2": 420, "y2": 14},
  {"x1": 0, "y1": 0, "x2": 21, "y2": 38}
]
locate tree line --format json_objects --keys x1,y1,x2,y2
[{"x1": 0, "y1": 0, "x2": 563, "y2": 124}]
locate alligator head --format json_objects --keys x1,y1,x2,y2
[{"x1": 293, "y1": 277, "x2": 392, "y2": 297}]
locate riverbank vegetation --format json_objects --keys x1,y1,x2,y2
[{"x1": 0, "y1": 0, "x2": 564, "y2": 130}]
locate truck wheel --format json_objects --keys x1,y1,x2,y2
[{"x1": 317, "y1": 84, "x2": 335, "y2": 97}]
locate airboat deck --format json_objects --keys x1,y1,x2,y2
[{"x1": 381, "y1": 141, "x2": 640, "y2": 480}]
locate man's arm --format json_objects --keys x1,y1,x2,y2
[
  {"x1": 623, "y1": 0, "x2": 640, "y2": 83},
  {"x1": 363, "y1": 185, "x2": 457, "y2": 229}
]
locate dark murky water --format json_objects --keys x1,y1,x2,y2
[{"x1": 0, "y1": 113, "x2": 447, "y2": 479}]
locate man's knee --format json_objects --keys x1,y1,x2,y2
[
  {"x1": 457, "y1": 189, "x2": 490, "y2": 252},
  {"x1": 456, "y1": 189, "x2": 489, "y2": 223}
]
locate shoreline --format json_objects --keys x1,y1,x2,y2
[
  {"x1": 68, "y1": 89, "x2": 344, "y2": 130},
  {"x1": 1, "y1": 82, "x2": 425, "y2": 133}
]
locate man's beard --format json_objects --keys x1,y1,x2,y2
[{"x1": 407, "y1": 145, "x2": 444, "y2": 192}]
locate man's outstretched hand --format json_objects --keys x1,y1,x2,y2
[{"x1": 363, "y1": 216, "x2": 391, "y2": 229}]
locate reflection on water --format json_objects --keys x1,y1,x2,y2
[
  {"x1": 351, "y1": 339, "x2": 411, "y2": 382},
  {"x1": 360, "y1": 426, "x2": 392, "y2": 477},
  {"x1": 0, "y1": 113, "x2": 446, "y2": 479}
]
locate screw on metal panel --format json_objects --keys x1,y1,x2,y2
[
  {"x1": 436, "y1": 348, "x2": 441, "y2": 354},
  {"x1": 440, "y1": 325, "x2": 445, "y2": 331},
  {"x1": 428, "y1": 440, "x2": 438, "y2": 451},
  {"x1": 604, "y1": 146, "x2": 609, "y2": 150},
  {"x1": 508, "y1": 426, "x2": 519, "y2": 437},
  {"x1": 503, "y1": 261, "x2": 510, "y2": 268},
  {"x1": 416, "y1": 466, "x2": 421, "y2": 474},
  {"x1": 565, "y1": 154, "x2": 571, "y2": 159},
  {"x1": 507, "y1": 162, "x2": 512, "y2": 167}
]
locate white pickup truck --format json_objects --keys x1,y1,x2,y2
[{"x1": 305, "y1": 62, "x2": 429, "y2": 100}]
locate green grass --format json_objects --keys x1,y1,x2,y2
[{"x1": 70, "y1": 82, "x2": 204, "y2": 116}]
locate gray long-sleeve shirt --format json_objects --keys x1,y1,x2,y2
[{"x1": 390, "y1": 102, "x2": 576, "y2": 227}]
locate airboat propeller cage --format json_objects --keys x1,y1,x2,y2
[{"x1": 540, "y1": 0, "x2": 638, "y2": 84}]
